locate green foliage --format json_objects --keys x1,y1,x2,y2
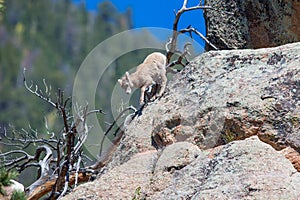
[
  {"x1": 222, "y1": 129, "x2": 236, "y2": 144},
  {"x1": 132, "y1": 186, "x2": 142, "y2": 200},
  {"x1": 10, "y1": 190, "x2": 26, "y2": 200},
  {"x1": 0, "y1": 167, "x2": 18, "y2": 196},
  {"x1": 0, "y1": 0, "x2": 4, "y2": 12},
  {"x1": 288, "y1": 115, "x2": 300, "y2": 127}
]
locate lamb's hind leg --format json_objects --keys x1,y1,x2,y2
[
  {"x1": 149, "y1": 84, "x2": 159, "y2": 101},
  {"x1": 156, "y1": 75, "x2": 167, "y2": 98}
]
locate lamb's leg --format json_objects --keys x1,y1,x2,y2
[
  {"x1": 139, "y1": 86, "x2": 147, "y2": 105},
  {"x1": 149, "y1": 85, "x2": 159, "y2": 101},
  {"x1": 156, "y1": 75, "x2": 167, "y2": 98}
]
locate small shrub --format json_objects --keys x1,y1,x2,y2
[
  {"x1": 0, "y1": 167, "x2": 18, "y2": 196},
  {"x1": 11, "y1": 190, "x2": 27, "y2": 200}
]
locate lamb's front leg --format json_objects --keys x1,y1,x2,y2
[{"x1": 139, "y1": 85, "x2": 147, "y2": 105}]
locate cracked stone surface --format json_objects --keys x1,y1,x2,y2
[
  {"x1": 63, "y1": 137, "x2": 300, "y2": 199},
  {"x1": 152, "y1": 136, "x2": 300, "y2": 199},
  {"x1": 63, "y1": 43, "x2": 300, "y2": 199}
]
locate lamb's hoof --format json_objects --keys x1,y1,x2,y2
[{"x1": 150, "y1": 96, "x2": 157, "y2": 101}]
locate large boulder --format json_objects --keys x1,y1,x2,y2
[
  {"x1": 152, "y1": 136, "x2": 300, "y2": 199},
  {"x1": 63, "y1": 42, "x2": 300, "y2": 199},
  {"x1": 63, "y1": 137, "x2": 300, "y2": 199},
  {"x1": 109, "y1": 42, "x2": 300, "y2": 167}
]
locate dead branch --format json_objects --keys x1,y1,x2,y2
[
  {"x1": 25, "y1": 146, "x2": 53, "y2": 194},
  {"x1": 27, "y1": 171, "x2": 92, "y2": 200},
  {"x1": 0, "y1": 127, "x2": 58, "y2": 151},
  {"x1": 23, "y1": 68, "x2": 56, "y2": 108},
  {"x1": 179, "y1": 27, "x2": 219, "y2": 50},
  {"x1": 166, "y1": 42, "x2": 191, "y2": 70},
  {"x1": 165, "y1": 0, "x2": 233, "y2": 68},
  {"x1": 0, "y1": 72, "x2": 106, "y2": 199},
  {"x1": 98, "y1": 106, "x2": 137, "y2": 158},
  {"x1": 90, "y1": 105, "x2": 147, "y2": 171}
]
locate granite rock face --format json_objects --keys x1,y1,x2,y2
[
  {"x1": 152, "y1": 136, "x2": 300, "y2": 200},
  {"x1": 204, "y1": 0, "x2": 300, "y2": 50},
  {"x1": 63, "y1": 43, "x2": 300, "y2": 199}
]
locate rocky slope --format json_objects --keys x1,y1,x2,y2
[
  {"x1": 205, "y1": 0, "x2": 300, "y2": 50},
  {"x1": 63, "y1": 42, "x2": 300, "y2": 199}
]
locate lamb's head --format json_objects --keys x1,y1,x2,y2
[{"x1": 118, "y1": 72, "x2": 133, "y2": 94}]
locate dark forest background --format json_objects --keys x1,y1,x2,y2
[
  {"x1": 0, "y1": 0, "x2": 158, "y2": 186},
  {"x1": 0, "y1": 0, "x2": 155, "y2": 134}
]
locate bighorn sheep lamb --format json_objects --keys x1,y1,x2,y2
[{"x1": 118, "y1": 52, "x2": 167, "y2": 105}]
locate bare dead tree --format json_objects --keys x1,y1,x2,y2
[
  {"x1": 165, "y1": 0, "x2": 234, "y2": 70},
  {"x1": 0, "y1": 69, "x2": 106, "y2": 199},
  {"x1": 0, "y1": 69, "x2": 143, "y2": 199}
]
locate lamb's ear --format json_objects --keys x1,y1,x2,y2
[
  {"x1": 118, "y1": 79, "x2": 122, "y2": 85},
  {"x1": 125, "y1": 72, "x2": 133, "y2": 87}
]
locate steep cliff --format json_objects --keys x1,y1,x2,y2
[
  {"x1": 63, "y1": 42, "x2": 300, "y2": 200},
  {"x1": 205, "y1": 0, "x2": 300, "y2": 50}
]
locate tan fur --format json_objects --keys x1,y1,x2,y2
[{"x1": 118, "y1": 52, "x2": 167, "y2": 105}]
